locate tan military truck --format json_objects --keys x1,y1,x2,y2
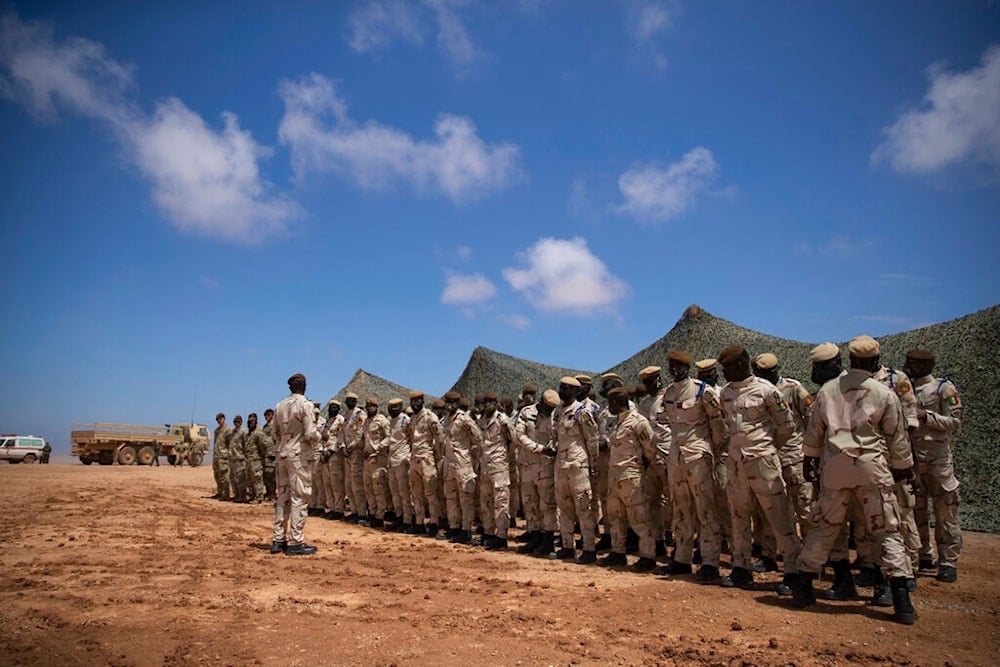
[{"x1": 70, "y1": 422, "x2": 210, "y2": 466}]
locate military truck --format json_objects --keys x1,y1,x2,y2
[{"x1": 70, "y1": 422, "x2": 210, "y2": 466}]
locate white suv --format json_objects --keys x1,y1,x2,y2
[{"x1": 0, "y1": 435, "x2": 48, "y2": 463}]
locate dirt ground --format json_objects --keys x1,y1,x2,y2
[{"x1": 0, "y1": 464, "x2": 997, "y2": 666}]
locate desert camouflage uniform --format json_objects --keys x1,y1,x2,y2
[
  {"x1": 363, "y1": 412, "x2": 391, "y2": 519},
  {"x1": 478, "y1": 410, "x2": 512, "y2": 540},
  {"x1": 662, "y1": 377, "x2": 727, "y2": 567},
  {"x1": 443, "y1": 410, "x2": 481, "y2": 532},
  {"x1": 706, "y1": 383, "x2": 732, "y2": 543},
  {"x1": 261, "y1": 420, "x2": 277, "y2": 499},
  {"x1": 798, "y1": 369, "x2": 914, "y2": 579},
  {"x1": 514, "y1": 404, "x2": 557, "y2": 533},
  {"x1": 720, "y1": 376, "x2": 801, "y2": 573},
  {"x1": 245, "y1": 425, "x2": 267, "y2": 500},
  {"x1": 911, "y1": 374, "x2": 963, "y2": 568},
  {"x1": 579, "y1": 397, "x2": 606, "y2": 529},
  {"x1": 212, "y1": 423, "x2": 232, "y2": 500},
  {"x1": 641, "y1": 392, "x2": 672, "y2": 545},
  {"x1": 342, "y1": 405, "x2": 367, "y2": 517},
  {"x1": 322, "y1": 414, "x2": 347, "y2": 514},
  {"x1": 311, "y1": 416, "x2": 331, "y2": 511},
  {"x1": 596, "y1": 403, "x2": 616, "y2": 533},
  {"x1": 409, "y1": 407, "x2": 443, "y2": 528},
  {"x1": 607, "y1": 408, "x2": 657, "y2": 559},
  {"x1": 554, "y1": 399, "x2": 599, "y2": 552},
  {"x1": 387, "y1": 411, "x2": 413, "y2": 526},
  {"x1": 272, "y1": 393, "x2": 320, "y2": 547}
]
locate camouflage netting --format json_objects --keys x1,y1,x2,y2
[
  {"x1": 450, "y1": 346, "x2": 595, "y2": 402},
  {"x1": 329, "y1": 369, "x2": 438, "y2": 409}
]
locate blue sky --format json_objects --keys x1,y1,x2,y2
[{"x1": 2, "y1": 1, "x2": 998, "y2": 452}]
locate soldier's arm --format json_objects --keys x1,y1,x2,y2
[
  {"x1": 766, "y1": 387, "x2": 794, "y2": 451},
  {"x1": 579, "y1": 410, "x2": 599, "y2": 465},
  {"x1": 514, "y1": 413, "x2": 548, "y2": 454},
  {"x1": 702, "y1": 390, "x2": 727, "y2": 454},
  {"x1": 302, "y1": 404, "x2": 320, "y2": 445},
  {"x1": 637, "y1": 418, "x2": 656, "y2": 466},
  {"x1": 882, "y1": 393, "x2": 913, "y2": 470},
  {"x1": 925, "y1": 382, "x2": 962, "y2": 433},
  {"x1": 797, "y1": 385, "x2": 815, "y2": 424},
  {"x1": 801, "y1": 393, "x2": 826, "y2": 459}
]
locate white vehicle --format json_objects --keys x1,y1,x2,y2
[{"x1": 0, "y1": 434, "x2": 48, "y2": 464}]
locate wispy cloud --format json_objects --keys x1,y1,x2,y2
[
  {"x1": 615, "y1": 147, "x2": 719, "y2": 223},
  {"x1": 0, "y1": 13, "x2": 299, "y2": 243},
  {"x1": 625, "y1": 1, "x2": 674, "y2": 71},
  {"x1": 502, "y1": 237, "x2": 629, "y2": 316},
  {"x1": 456, "y1": 245, "x2": 473, "y2": 262},
  {"x1": 795, "y1": 234, "x2": 875, "y2": 259},
  {"x1": 441, "y1": 271, "x2": 496, "y2": 305},
  {"x1": 278, "y1": 73, "x2": 522, "y2": 202},
  {"x1": 497, "y1": 313, "x2": 532, "y2": 330},
  {"x1": 873, "y1": 45, "x2": 1000, "y2": 174},
  {"x1": 200, "y1": 276, "x2": 219, "y2": 289}
]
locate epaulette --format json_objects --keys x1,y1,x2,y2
[{"x1": 696, "y1": 381, "x2": 706, "y2": 399}]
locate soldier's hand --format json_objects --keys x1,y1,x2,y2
[
  {"x1": 803, "y1": 456, "x2": 820, "y2": 483},
  {"x1": 916, "y1": 407, "x2": 927, "y2": 423},
  {"x1": 891, "y1": 466, "x2": 915, "y2": 483}
]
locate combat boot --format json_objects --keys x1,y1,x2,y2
[
  {"x1": 517, "y1": 531, "x2": 540, "y2": 554},
  {"x1": 655, "y1": 540, "x2": 667, "y2": 559},
  {"x1": 654, "y1": 561, "x2": 692, "y2": 576},
  {"x1": 693, "y1": 564, "x2": 721, "y2": 584},
  {"x1": 937, "y1": 565, "x2": 957, "y2": 583},
  {"x1": 269, "y1": 540, "x2": 287, "y2": 554},
  {"x1": 823, "y1": 559, "x2": 858, "y2": 600},
  {"x1": 630, "y1": 556, "x2": 657, "y2": 573},
  {"x1": 424, "y1": 523, "x2": 439, "y2": 538},
  {"x1": 776, "y1": 572, "x2": 798, "y2": 597},
  {"x1": 752, "y1": 556, "x2": 779, "y2": 573},
  {"x1": 595, "y1": 532, "x2": 612, "y2": 551},
  {"x1": 854, "y1": 565, "x2": 880, "y2": 587},
  {"x1": 452, "y1": 529, "x2": 471, "y2": 544},
  {"x1": 719, "y1": 566, "x2": 755, "y2": 589},
  {"x1": 533, "y1": 532, "x2": 555, "y2": 557},
  {"x1": 598, "y1": 552, "x2": 627, "y2": 567},
  {"x1": 792, "y1": 571, "x2": 817, "y2": 608},
  {"x1": 551, "y1": 547, "x2": 576, "y2": 561},
  {"x1": 890, "y1": 576, "x2": 918, "y2": 625},
  {"x1": 870, "y1": 570, "x2": 892, "y2": 607},
  {"x1": 576, "y1": 550, "x2": 597, "y2": 565},
  {"x1": 485, "y1": 536, "x2": 508, "y2": 551}
]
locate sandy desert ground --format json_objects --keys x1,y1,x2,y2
[{"x1": 1, "y1": 463, "x2": 997, "y2": 666}]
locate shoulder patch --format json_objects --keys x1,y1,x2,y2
[
  {"x1": 895, "y1": 379, "x2": 911, "y2": 395},
  {"x1": 772, "y1": 391, "x2": 788, "y2": 412}
]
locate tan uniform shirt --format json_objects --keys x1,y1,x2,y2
[
  {"x1": 213, "y1": 424, "x2": 232, "y2": 458},
  {"x1": 408, "y1": 408, "x2": 442, "y2": 467},
  {"x1": 873, "y1": 366, "x2": 919, "y2": 429},
  {"x1": 387, "y1": 413, "x2": 411, "y2": 467},
  {"x1": 554, "y1": 400, "x2": 599, "y2": 469},
  {"x1": 661, "y1": 378, "x2": 726, "y2": 463},
  {"x1": 477, "y1": 411, "x2": 510, "y2": 475},
  {"x1": 229, "y1": 426, "x2": 248, "y2": 460},
  {"x1": 273, "y1": 393, "x2": 320, "y2": 460},
  {"x1": 341, "y1": 406, "x2": 366, "y2": 454},
  {"x1": 514, "y1": 404, "x2": 553, "y2": 465},
  {"x1": 720, "y1": 376, "x2": 794, "y2": 460},
  {"x1": 363, "y1": 413, "x2": 391, "y2": 459},
  {"x1": 775, "y1": 376, "x2": 814, "y2": 466},
  {"x1": 321, "y1": 414, "x2": 345, "y2": 455},
  {"x1": 911, "y1": 374, "x2": 962, "y2": 465},
  {"x1": 608, "y1": 408, "x2": 656, "y2": 482},
  {"x1": 444, "y1": 410, "x2": 481, "y2": 483}
]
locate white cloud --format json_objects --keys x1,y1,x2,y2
[
  {"x1": 347, "y1": 0, "x2": 424, "y2": 54},
  {"x1": 0, "y1": 13, "x2": 298, "y2": 242},
  {"x1": 425, "y1": 0, "x2": 480, "y2": 78},
  {"x1": 795, "y1": 234, "x2": 874, "y2": 258},
  {"x1": 873, "y1": 45, "x2": 1000, "y2": 174},
  {"x1": 456, "y1": 245, "x2": 473, "y2": 261},
  {"x1": 497, "y1": 313, "x2": 532, "y2": 330},
  {"x1": 616, "y1": 147, "x2": 718, "y2": 222},
  {"x1": 502, "y1": 237, "x2": 629, "y2": 316},
  {"x1": 625, "y1": 1, "x2": 674, "y2": 71},
  {"x1": 278, "y1": 73, "x2": 522, "y2": 202},
  {"x1": 441, "y1": 271, "x2": 496, "y2": 305}
]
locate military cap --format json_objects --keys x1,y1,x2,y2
[
  {"x1": 667, "y1": 350, "x2": 694, "y2": 365},
  {"x1": 444, "y1": 391, "x2": 461, "y2": 402},
  {"x1": 753, "y1": 352, "x2": 779, "y2": 370},
  {"x1": 345, "y1": 391, "x2": 359, "y2": 400},
  {"x1": 287, "y1": 372, "x2": 306, "y2": 386},
  {"x1": 215, "y1": 412, "x2": 225, "y2": 420},
  {"x1": 431, "y1": 398, "x2": 446, "y2": 408},
  {"x1": 408, "y1": 390, "x2": 424, "y2": 399},
  {"x1": 848, "y1": 335, "x2": 880, "y2": 358},
  {"x1": 559, "y1": 376, "x2": 582, "y2": 387},
  {"x1": 233, "y1": 415, "x2": 243, "y2": 422},
  {"x1": 388, "y1": 398, "x2": 403, "y2": 407},
  {"x1": 809, "y1": 343, "x2": 839, "y2": 363},
  {"x1": 328, "y1": 399, "x2": 342, "y2": 408},
  {"x1": 541, "y1": 389, "x2": 560, "y2": 408},
  {"x1": 607, "y1": 387, "x2": 629, "y2": 400},
  {"x1": 474, "y1": 393, "x2": 485, "y2": 403},
  {"x1": 366, "y1": 396, "x2": 379, "y2": 406},
  {"x1": 248, "y1": 412, "x2": 258, "y2": 419},
  {"x1": 905, "y1": 348, "x2": 935, "y2": 361},
  {"x1": 264, "y1": 407, "x2": 274, "y2": 415},
  {"x1": 575, "y1": 374, "x2": 593, "y2": 385},
  {"x1": 718, "y1": 345, "x2": 746, "y2": 365},
  {"x1": 638, "y1": 365, "x2": 661, "y2": 379},
  {"x1": 483, "y1": 391, "x2": 498, "y2": 401},
  {"x1": 459, "y1": 396, "x2": 471, "y2": 409},
  {"x1": 521, "y1": 383, "x2": 538, "y2": 394},
  {"x1": 600, "y1": 372, "x2": 623, "y2": 384},
  {"x1": 694, "y1": 358, "x2": 717, "y2": 372}
]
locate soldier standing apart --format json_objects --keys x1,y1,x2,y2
[
  {"x1": 599, "y1": 387, "x2": 658, "y2": 572},
  {"x1": 658, "y1": 350, "x2": 726, "y2": 583},
  {"x1": 477, "y1": 391, "x2": 512, "y2": 550},
  {"x1": 212, "y1": 413, "x2": 232, "y2": 500},
  {"x1": 717, "y1": 345, "x2": 802, "y2": 594},
  {"x1": 513, "y1": 389, "x2": 559, "y2": 555},
  {"x1": 794, "y1": 336, "x2": 917, "y2": 624},
  {"x1": 271, "y1": 373, "x2": 320, "y2": 556},
  {"x1": 361, "y1": 398, "x2": 391, "y2": 527},
  {"x1": 904, "y1": 348, "x2": 963, "y2": 583},
  {"x1": 245, "y1": 413, "x2": 267, "y2": 502},
  {"x1": 261, "y1": 408, "x2": 277, "y2": 500},
  {"x1": 550, "y1": 377, "x2": 600, "y2": 565},
  {"x1": 639, "y1": 366, "x2": 672, "y2": 558},
  {"x1": 342, "y1": 393, "x2": 368, "y2": 522},
  {"x1": 386, "y1": 398, "x2": 414, "y2": 532},
  {"x1": 229, "y1": 415, "x2": 249, "y2": 502},
  {"x1": 408, "y1": 391, "x2": 444, "y2": 537},
  {"x1": 323, "y1": 401, "x2": 347, "y2": 520},
  {"x1": 439, "y1": 391, "x2": 481, "y2": 544}
]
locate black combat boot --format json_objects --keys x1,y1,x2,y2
[
  {"x1": 890, "y1": 576, "x2": 918, "y2": 625},
  {"x1": 776, "y1": 572, "x2": 798, "y2": 597},
  {"x1": 453, "y1": 529, "x2": 472, "y2": 544},
  {"x1": 533, "y1": 532, "x2": 555, "y2": 557},
  {"x1": 870, "y1": 570, "x2": 892, "y2": 607},
  {"x1": 630, "y1": 556, "x2": 657, "y2": 573},
  {"x1": 752, "y1": 556, "x2": 779, "y2": 573},
  {"x1": 655, "y1": 540, "x2": 667, "y2": 559},
  {"x1": 792, "y1": 571, "x2": 817, "y2": 608},
  {"x1": 551, "y1": 547, "x2": 576, "y2": 561},
  {"x1": 517, "y1": 531, "x2": 540, "y2": 554},
  {"x1": 595, "y1": 532, "x2": 612, "y2": 551},
  {"x1": 854, "y1": 565, "x2": 880, "y2": 587},
  {"x1": 598, "y1": 551, "x2": 627, "y2": 567},
  {"x1": 576, "y1": 549, "x2": 597, "y2": 565},
  {"x1": 424, "y1": 523, "x2": 439, "y2": 538},
  {"x1": 823, "y1": 560, "x2": 858, "y2": 601}
]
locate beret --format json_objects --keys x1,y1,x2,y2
[
  {"x1": 848, "y1": 335, "x2": 880, "y2": 358},
  {"x1": 694, "y1": 358, "x2": 717, "y2": 372},
  {"x1": 431, "y1": 398, "x2": 446, "y2": 408},
  {"x1": 287, "y1": 373, "x2": 306, "y2": 385},
  {"x1": 388, "y1": 398, "x2": 403, "y2": 407},
  {"x1": 408, "y1": 390, "x2": 424, "y2": 399},
  {"x1": 541, "y1": 389, "x2": 560, "y2": 408},
  {"x1": 753, "y1": 352, "x2": 779, "y2": 370},
  {"x1": 559, "y1": 376, "x2": 582, "y2": 387},
  {"x1": 366, "y1": 397, "x2": 379, "y2": 406},
  {"x1": 483, "y1": 391, "x2": 498, "y2": 401},
  {"x1": 575, "y1": 374, "x2": 593, "y2": 385},
  {"x1": 809, "y1": 343, "x2": 839, "y2": 363},
  {"x1": 345, "y1": 391, "x2": 359, "y2": 400},
  {"x1": 458, "y1": 396, "x2": 470, "y2": 409},
  {"x1": 667, "y1": 350, "x2": 694, "y2": 365},
  {"x1": 444, "y1": 391, "x2": 461, "y2": 401},
  {"x1": 718, "y1": 345, "x2": 746, "y2": 365},
  {"x1": 600, "y1": 372, "x2": 623, "y2": 384},
  {"x1": 607, "y1": 387, "x2": 629, "y2": 400},
  {"x1": 906, "y1": 348, "x2": 935, "y2": 361},
  {"x1": 521, "y1": 383, "x2": 538, "y2": 394},
  {"x1": 328, "y1": 399, "x2": 341, "y2": 408},
  {"x1": 233, "y1": 415, "x2": 243, "y2": 421},
  {"x1": 638, "y1": 365, "x2": 661, "y2": 379},
  {"x1": 474, "y1": 394, "x2": 485, "y2": 403}
]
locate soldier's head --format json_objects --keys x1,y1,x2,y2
[
  {"x1": 809, "y1": 343, "x2": 841, "y2": 385},
  {"x1": 444, "y1": 391, "x2": 461, "y2": 415},
  {"x1": 388, "y1": 398, "x2": 403, "y2": 418},
  {"x1": 751, "y1": 352, "x2": 780, "y2": 385},
  {"x1": 327, "y1": 400, "x2": 341, "y2": 418},
  {"x1": 247, "y1": 413, "x2": 258, "y2": 429},
  {"x1": 287, "y1": 373, "x2": 307, "y2": 394},
  {"x1": 345, "y1": 392, "x2": 358, "y2": 410},
  {"x1": 719, "y1": 345, "x2": 752, "y2": 382},
  {"x1": 607, "y1": 387, "x2": 630, "y2": 416},
  {"x1": 848, "y1": 336, "x2": 881, "y2": 372},
  {"x1": 365, "y1": 397, "x2": 379, "y2": 417},
  {"x1": 409, "y1": 390, "x2": 425, "y2": 413},
  {"x1": 668, "y1": 351, "x2": 694, "y2": 383},
  {"x1": 215, "y1": 412, "x2": 226, "y2": 426},
  {"x1": 473, "y1": 394, "x2": 485, "y2": 417},
  {"x1": 574, "y1": 375, "x2": 593, "y2": 401},
  {"x1": 233, "y1": 415, "x2": 243, "y2": 427},
  {"x1": 518, "y1": 383, "x2": 537, "y2": 409},
  {"x1": 499, "y1": 397, "x2": 514, "y2": 416},
  {"x1": 432, "y1": 397, "x2": 447, "y2": 417},
  {"x1": 558, "y1": 376, "x2": 581, "y2": 405},
  {"x1": 903, "y1": 349, "x2": 935, "y2": 380},
  {"x1": 695, "y1": 359, "x2": 719, "y2": 386},
  {"x1": 264, "y1": 408, "x2": 274, "y2": 423},
  {"x1": 639, "y1": 365, "x2": 663, "y2": 393},
  {"x1": 538, "y1": 389, "x2": 560, "y2": 416},
  {"x1": 458, "y1": 396, "x2": 471, "y2": 412},
  {"x1": 481, "y1": 391, "x2": 498, "y2": 417},
  {"x1": 598, "y1": 372, "x2": 624, "y2": 398}
]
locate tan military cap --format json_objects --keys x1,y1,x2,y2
[
  {"x1": 906, "y1": 348, "x2": 935, "y2": 361},
  {"x1": 408, "y1": 390, "x2": 424, "y2": 399},
  {"x1": 366, "y1": 397, "x2": 380, "y2": 406},
  {"x1": 458, "y1": 396, "x2": 471, "y2": 409},
  {"x1": 431, "y1": 398, "x2": 446, "y2": 408},
  {"x1": 607, "y1": 386, "x2": 629, "y2": 400},
  {"x1": 600, "y1": 372, "x2": 623, "y2": 384},
  {"x1": 575, "y1": 374, "x2": 593, "y2": 385},
  {"x1": 521, "y1": 383, "x2": 538, "y2": 394},
  {"x1": 328, "y1": 399, "x2": 342, "y2": 408},
  {"x1": 541, "y1": 389, "x2": 560, "y2": 408},
  {"x1": 483, "y1": 391, "x2": 498, "y2": 401},
  {"x1": 809, "y1": 343, "x2": 839, "y2": 363},
  {"x1": 667, "y1": 350, "x2": 694, "y2": 365},
  {"x1": 753, "y1": 352, "x2": 779, "y2": 370},
  {"x1": 694, "y1": 358, "x2": 717, "y2": 372},
  {"x1": 559, "y1": 376, "x2": 581, "y2": 387},
  {"x1": 388, "y1": 398, "x2": 403, "y2": 407},
  {"x1": 638, "y1": 365, "x2": 661, "y2": 379},
  {"x1": 345, "y1": 391, "x2": 359, "y2": 400},
  {"x1": 718, "y1": 345, "x2": 746, "y2": 365},
  {"x1": 444, "y1": 391, "x2": 461, "y2": 401},
  {"x1": 848, "y1": 335, "x2": 880, "y2": 358}
]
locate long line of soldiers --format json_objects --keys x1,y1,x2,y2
[{"x1": 217, "y1": 337, "x2": 963, "y2": 627}]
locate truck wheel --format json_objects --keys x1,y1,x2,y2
[
  {"x1": 136, "y1": 446, "x2": 155, "y2": 466},
  {"x1": 23, "y1": 454, "x2": 37, "y2": 464},
  {"x1": 188, "y1": 452, "x2": 204, "y2": 467},
  {"x1": 81, "y1": 457, "x2": 94, "y2": 465},
  {"x1": 118, "y1": 446, "x2": 137, "y2": 465}
]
